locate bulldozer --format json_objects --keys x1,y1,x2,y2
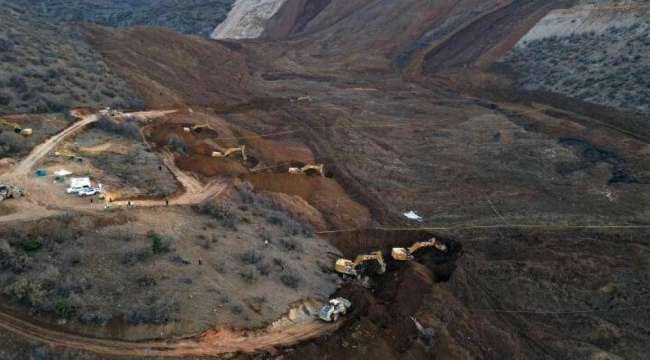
[
  {"x1": 0, "y1": 181, "x2": 26, "y2": 202},
  {"x1": 288, "y1": 164, "x2": 324, "y2": 176},
  {"x1": 335, "y1": 251, "x2": 386, "y2": 277},
  {"x1": 319, "y1": 297, "x2": 351, "y2": 322},
  {"x1": 391, "y1": 237, "x2": 447, "y2": 261},
  {"x1": 212, "y1": 145, "x2": 247, "y2": 161},
  {"x1": 1, "y1": 119, "x2": 32, "y2": 136},
  {"x1": 183, "y1": 124, "x2": 210, "y2": 133}
]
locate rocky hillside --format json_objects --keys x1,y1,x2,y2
[
  {"x1": 212, "y1": 0, "x2": 287, "y2": 39},
  {"x1": 0, "y1": 5, "x2": 143, "y2": 114},
  {"x1": 501, "y1": 1, "x2": 650, "y2": 115},
  {"x1": 3, "y1": 0, "x2": 235, "y2": 37}
]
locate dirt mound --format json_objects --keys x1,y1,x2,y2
[
  {"x1": 247, "y1": 173, "x2": 372, "y2": 229},
  {"x1": 175, "y1": 156, "x2": 248, "y2": 178},
  {"x1": 84, "y1": 25, "x2": 253, "y2": 109},
  {"x1": 325, "y1": 229, "x2": 435, "y2": 258},
  {"x1": 286, "y1": 259, "x2": 451, "y2": 359}
]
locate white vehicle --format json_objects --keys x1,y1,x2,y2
[
  {"x1": 319, "y1": 297, "x2": 352, "y2": 322},
  {"x1": 77, "y1": 187, "x2": 101, "y2": 197},
  {"x1": 66, "y1": 185, "x2": 90, "y2": 194}
]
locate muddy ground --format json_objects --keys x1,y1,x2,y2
[{"x1": 2, "y1": 0, "x2": 650, "y2": 359}]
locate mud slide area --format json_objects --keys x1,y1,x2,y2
[
  {"x1": 0, "y1": 309, "x2": 340, "y2": 357},
  {"x1": 422, "y1": 0, "x2": 571, "y2": 72},
  {"x1": 247, "y1": 172, "x2": 373, "y2": 229},
  {"x1": 286, "y1": 237, "x2": 463, "y2": 360}
]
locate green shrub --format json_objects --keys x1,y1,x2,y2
[
  {"x1": 53, "y1": 298, "x2": 69, "y2": 319},
  {"x1": 20, "y1": 238, "x2": 42, "y2": 252}
]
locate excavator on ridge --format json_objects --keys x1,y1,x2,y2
[
  {"x1": 183, "y1": 124, "x2": 211, "y2": 134},
  {"x1": 212, "y1": 145, "x2": 247, "y2": 161},
  {"x1": 335, "y1": 251, "x2": 386, "y2": 277},
  {"x1": 391, "y1": 237, "x2": 447, "y2": 261},
  {"x1": 288, "y1": 164, "x2": 324, "y2": 176},
  {"x1": 1, "y1": 119, "x2": 32, "y2": 136}
]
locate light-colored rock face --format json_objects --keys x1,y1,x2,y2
[
  {"x1": 518, "y1": 2, "x2": 650, "y2": 43},
  {"x1": 211, "y1": 0, "x2": 288, "y2": 39}
]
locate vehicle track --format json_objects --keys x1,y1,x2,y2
[
  {"x1": 0, "y1": 309, "x2": 339, "y2": 356},
  {"x1": 0, "y1": 109, "x2": 340, "y2": 355}
]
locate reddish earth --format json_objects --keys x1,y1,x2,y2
[
  {"x1": 82, "y1": 0, "x2": 650, "y2": 357},
  {"x1": 2, "y1": 0, "x2": 650, "y2": 358}
]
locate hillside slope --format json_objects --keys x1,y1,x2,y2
[
  {"x1": 3, "y1": 0, "x2": 235, "y2": 37},
  {"x1": 3, "y1": 1, "x2": 650, "y2": 359},
  {"x1": 0, "y1": 5, "x2": 143, "y2": 114},
  {"x1": 501, "y1": 2, "x2": 650, "y2": 115}
]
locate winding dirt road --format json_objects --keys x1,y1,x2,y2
[
  {"x1": 0, "y1": 109, "x2": 339, "y2": 356},
  {"x1": 0, "y1": 309, "x2": 339, "y2": 357}
]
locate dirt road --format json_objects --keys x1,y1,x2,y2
[
  {"x1": 0, "y1": 309, "x2": 340, "y2": 357},
  {"x1": 13, "y1": 114, "x2": 98, "y2": 176},
  {"x1": 0, "y1": 109, "x2": 190, "y2": 223}
]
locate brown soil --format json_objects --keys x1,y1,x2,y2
[
  {"x1": 2, "y1": 1, "x2": 650, "y2": 359},
  {"x1": 247, "y1": 172, "x2": 372, "y2": 229},
  {"x1": 84, "y1": 25, "x2": 253, "y2": 109}
]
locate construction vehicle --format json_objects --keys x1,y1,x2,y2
[
  {"x1": 212, "y1": 145, "x2": 247, "y2": 161},
  {"x1": 0, "y1": 181, "x2": 26, "y2": 202},
  {"x1": 1, "y1": 119, "x2": 32, "y2": 136},
  {"x1": 54, "y1": 150, "x2": 83, "y2": 162},
  {"x1": 183, "y1": 124, "x2": 210, "y2": 133},
  {"x1": 319, "y1": 297, "x2": 352, "y2": 322},
  {"x1": 98, "y1": 107, "x2": 121, "y2": 116},
  {"x1": 391, "y1": 237, "x2": 447, "y2": 261},
  {"x1": 335, "y1": 251, "x2": 386, "y2": 277},
  {"x1": 288, "y1": 164, "x2": 325, "y2": 176}
]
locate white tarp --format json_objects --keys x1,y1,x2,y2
[
  {"x1": 70, "y1": 177, "x2": 91, "y2": 188},
  {"x1": 403, "y1": 211, "x2": 423, "y2": 221},
  {"x1": 54, "y1": 169, "x2": 72, "y2": 177}
]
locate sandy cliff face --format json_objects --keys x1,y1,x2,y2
[{"x1": 211, "y1": 0, "x2": 288, "y2": 39}]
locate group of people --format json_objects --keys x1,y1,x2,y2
[{"x1": 102, "y1": 198, "x2": 170, "y2": 210}]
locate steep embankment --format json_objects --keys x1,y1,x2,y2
[{"x1": 84, "y1": 25, "x2": 253, "y2": 108}]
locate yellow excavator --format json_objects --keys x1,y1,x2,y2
[
  {"x1": 335, "y1": 251, "x2": 386, "y2": 277},
  {"x1": 183, "y1": 124, "x2": 210, "y2": 133},
  {"x1": 212, "y1": 145, "x2": 247, "y2": 161},
  {"x1": 288, "y1": 164, "x2": 324, "y2": 176},
  {"x1": 1, "y1": 119, "x2": 32, "y2": 136},
  {"x1": 391, "y1": 237, "x2": 447, "y2": 261}
]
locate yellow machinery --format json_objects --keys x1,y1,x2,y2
[
  {"x1": 0, "y1": 181, "x2": 26, "y2": 201},
  {"x1": 183, "y1": 124, "x2": 210, "y2": 133},
  {"x1": 1, "y1": 119, "x2": 32, "y2": 136},
  {"x1": 335, "y1": 251, "x2": 386, "y2": 277},
  {"x1": 288, "y1": 164, "x2": 324, "y2": 176},
  {"x1": 212, "y1": 145, "x2": 247, "y2": 161},
  {"x1": 391, "y1": 237, "x2": 447, "y2": 261}
]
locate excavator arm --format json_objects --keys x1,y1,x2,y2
[
  {"x1": 212, "y1": 145, "x2": 247, "y2": 160},
  {"x1": 391, "y1": 237, "x2": 447, "y2": 261},
  {"x1": 288, "y1": 164, "x2": 325, "y2": 176}
]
